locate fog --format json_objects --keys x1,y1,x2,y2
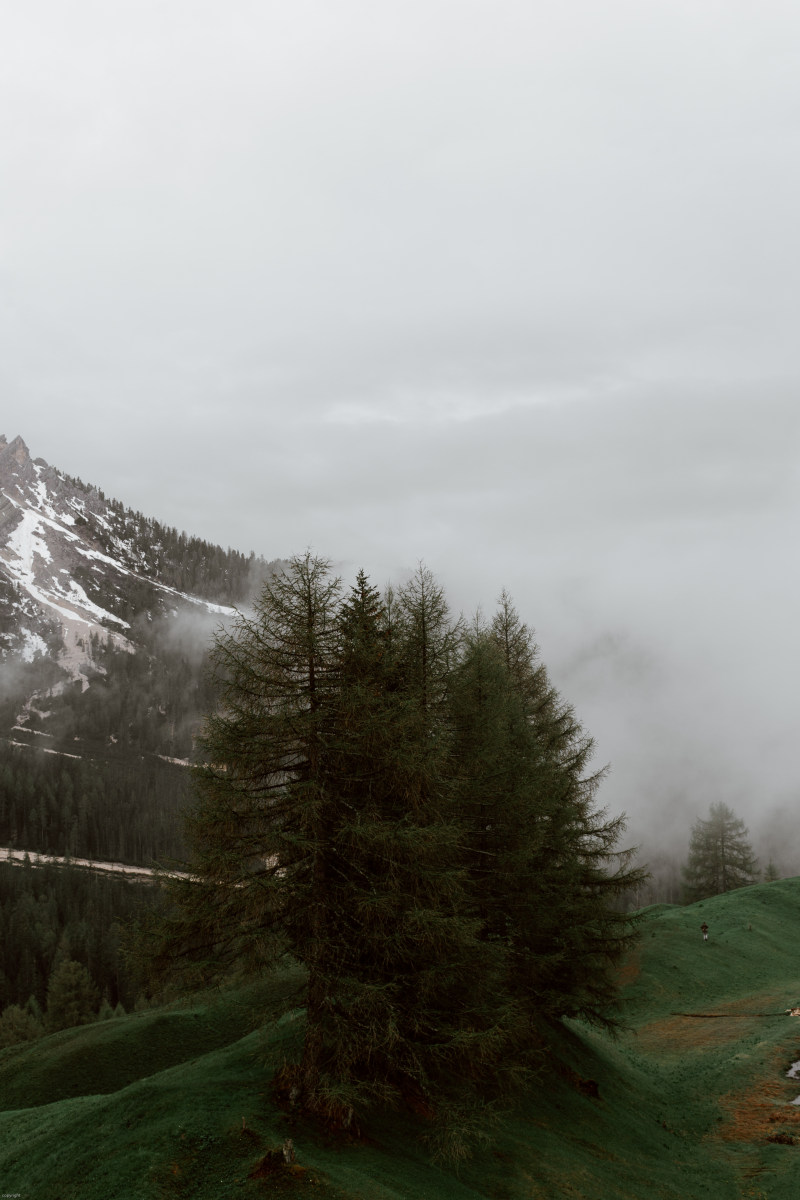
[{"x1": 3, "y1": 1, "x2": 800, "y2": 875}]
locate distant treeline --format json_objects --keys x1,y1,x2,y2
[
  {"x1": 0, "y1": 608, "x2": 224, "y2": 866},
  {"x1": 0, "y1": 860, "x2": 159, "y2": 1016},
  {"x1": 64, "y1": 474, "x2": 282, "y2": 607},
  {"x1": 0, "y1": 744, "x2": 189, "y2": 865},
  {"x1": 40, "y1": 623, "x2": 219, "y2": 760}
]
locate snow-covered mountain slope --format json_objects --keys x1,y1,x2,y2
[{"x1": 0, "y1": 434, "x2": 243, "y2": 689}]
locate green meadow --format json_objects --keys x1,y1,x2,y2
[{"x1": 3, "y1": 879, "x2": 800, "y2": 1199}]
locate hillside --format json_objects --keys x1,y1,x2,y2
[{"x1": 3, "y1": 880, "x2": 800, "y2": 1198}]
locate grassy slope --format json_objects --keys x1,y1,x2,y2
[{"x1": 2, "y1": 882, "x2": 800, "y2": 1199}]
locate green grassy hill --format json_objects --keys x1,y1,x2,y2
[{"x1": 3, "y1": 880, "x2": 800, "y2": 1199}]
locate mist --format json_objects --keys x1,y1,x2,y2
[{"x1": 3, "y1": 2, "x2": 800, "y2": 884}]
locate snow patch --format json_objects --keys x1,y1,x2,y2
[
  {"x1": 32, "y1": 463, "x2": 64, "y2": 523},
  {"x1": 20, "y1": 628, "x2": 48, "y2": 662},
  {"x1": 173, "y1": 589, "x2": 237, "y2": 616},
  {"x1": 65, "y1": 577, "x2": 129, "y2": 627},
  {"x1": 5, "y1": 508, "x2": 53, "y2": 572},
  {"x1": 8, "y1": 740, "x2": 82, "y2": 759},
  {"x1": 0, "y1": 845, "x2": 192, "y2": 881}
]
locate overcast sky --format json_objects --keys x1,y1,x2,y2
[{"x1": 3, "y1": 1, "x2": 799, "y2": 866}]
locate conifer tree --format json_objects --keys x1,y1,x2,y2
[
  {"x1": 146, "y1": 553, "x2": 342, "y2": 1047},
  {"x1": 394, "y1": 564, "x2": 461, "y2": 721},
  {"x1": 682, "y1": 803, "x2": 758, "y2": 901},
  {"x1": 46, "y1": 960, "x2": 99, "y2": 1031},
  {"x1": 0, "y1": 1003, "x2": 43, "y2": 1048},
  {"x1": 307, "y1": 570, "x2": 516, "y2": 1143},
  {"x1": 484, "y1": 593, "x2": 645, "y2": 1030},
  {"x1": 448, "y1": 623, "x2": 533, "y2": 944}
]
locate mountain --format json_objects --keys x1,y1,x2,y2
[
  {"x1": 0, "y1": 432, "x2": 265, "y2": 679},
  {"x1": 0, "y1": 433, "x2": 282, "y2": 866}
]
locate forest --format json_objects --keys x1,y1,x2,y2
[
  {"x1": 0, "y1": 859, "x2": 157, "y2": 1027},
  {"x1": 0, "y1": 746, "x2": 189, "y2": 864},
  {"x1": 0, "y1": 597, "x2": 233, "y2": 865},
  {"x1": 61, "y1": 475, "x2": 276, "y2": 607}
]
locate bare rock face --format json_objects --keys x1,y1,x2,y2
[{"x1": 0, "y1": 434, "x2": 33, "y2": 472}]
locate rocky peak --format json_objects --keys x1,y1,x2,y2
[
  {"x1": 0, "y1": 434, "x2": 30, "y2": 467},
  {"x1": 0, "y1": 435, "x2": 36, "y2": 501}
]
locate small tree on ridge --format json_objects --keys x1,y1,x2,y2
[{"x1": 682, "y1": 802, "x2": 758, "y2": 902}]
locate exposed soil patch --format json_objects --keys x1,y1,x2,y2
[
  {"x1": 636, "y1": 1014, "x2": 756, "y2": 1054},
  {"x1": 616, "y1": 949, "x2": 641, "y2": 990},
  {"x1": 635, "y1": 993, "x2": 786, "y2": 1055},
  {"x1": 717, "y1": 1046, "x2": 800, "y2": 1145}
]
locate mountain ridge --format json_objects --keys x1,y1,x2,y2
[{"x1": 0, "y1": 433, "x2": 274, "y2": 678}]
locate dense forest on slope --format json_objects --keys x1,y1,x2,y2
[
  {"x1": 62, "y1": 476, "x2": 279, "y2": 608},
  {"x1": 0, "y1": 609, "x2": 224, "y2": 865},
  {"x1": 0, "y1": 626, "x2": 212, "y2": 1026},
  {"x1": 0, "y1": 860, "x2": 158, "y2": 1016},
  {"x1": 36, "y1": 617, "x2": 219, "y2": 760},
  {"x1": 0, "y1": 615, "x2": 215, "y2": 867},
  {"x1": 0, "y1": 745, "x2": 189, "y2": 864}
]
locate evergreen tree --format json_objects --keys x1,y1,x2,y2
[
  {"x1": 484, "y1": 593, "x2": 645, "y2": 1029},
  {"x1": 46, "y1": 960, "x2": 99, "y2": 1031},
  {"x1": 682, "y1": 803, "x2": 758, "y2": 901},
  {"x1": 146, "y1": 551, "x2": 342, "y2": 985},
  {"x1": 97, "y1": 996, "x2": 115, "y2": 1021},
  {"x1": 307, "y1": 570, "x2": 516, "y2": 1145},
  {"x1": 393, "y1": 564, "x2": 462, "y2": 720},
  {"x1": 0, "y1": 1003, "x2": 43, "y2": 1048},
  {"x1": 448, "y1": 623, "x2": 533, "y2": 944},
  {"x1": 764, "y1": 860, "x2": 780, "y2": 883}
]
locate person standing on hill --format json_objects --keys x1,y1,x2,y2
[{"x1": 701, "y1": 922, "x2": 709, "y2": 942}]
